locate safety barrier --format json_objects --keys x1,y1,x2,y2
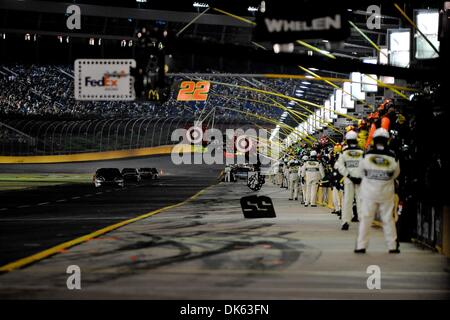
[
  {"x1": 0, "y1": 117, "x2": 195, "y2": 156},
  {"x1": 0, "y1": 118, "x2": 251, "y2": 157},
  {"x1": 412, "y1": 202, "x2": 445, "y2": 255}
]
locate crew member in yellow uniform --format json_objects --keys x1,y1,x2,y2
[
  {"x1": 355, "y1": 128, "x2": 400, "y2": 254},
  {"x1": 334, "y1": 131, "x2": 364, "y2": 230}
]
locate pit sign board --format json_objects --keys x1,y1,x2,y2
[
  {"x1": 176, "y1": 80, "x2": 210, "y2": 101},
  {"x1": 74, "y1": 59, "x2": 136, "y2": 101},
  {"x1": 253, "y1": 2, "x2": 350, "y2": 43}
]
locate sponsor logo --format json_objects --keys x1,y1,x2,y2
[
  {"x1": 264, "y1": 15, "x2": 342, "y2": 33},
  {"x1": 369, "y1": 155, "x2": 391, "y2": 167},
  {"x1": 364, "y1": 169, "x2": 393, "y2": 180},
  {"x1": 147, "y1": 89, "x2": 160, "y2": 101},
  {"x1": 74, "y1": 59, "x2": 135, "y2": 101},
  {"x1": 347, "y1": 150, "x2": 363, "y2": 158},
  {"x1": 345, "y1": 160, "x2": 360, "y2": 168},
  {"x1": 84, "y1": 71, "x2": 128, "y2": 90}
]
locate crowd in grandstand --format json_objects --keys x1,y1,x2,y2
[{"x1": 0, "y1": 65, "x2": 285, "y2": 121}]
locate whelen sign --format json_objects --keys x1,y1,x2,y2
[{"x1": 253, "y1": 2, "x2": 350, "y2": 42}]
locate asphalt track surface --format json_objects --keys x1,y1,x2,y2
[{"x1": 0, "y1": 155, "x2": 222, "y2": 266}]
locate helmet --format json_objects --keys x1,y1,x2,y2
[
  {"x1": 302, "y1": 155, "x2": 309, "y2": 161},
  {"x1": 373, "y1": 128, "x2": 389, "y2": 139},
  {"x1": 333, "y1": 143, "x2": 342, "y2": 154},
  {"x1": 345, "y1": 130, "x2": 358, "y2": 141},
  {"x1": 310, "y1": 150, "x2": 317, "y2": 157},
  {"x1": 358, "y1": 119, "x2": 367, "y2": 129},
  {"x1": 345, "y1": 125, "x2": 355, "y2": 132},
  {"x1": 373, "y1": 128, "x2": 390, "y2": 151}
]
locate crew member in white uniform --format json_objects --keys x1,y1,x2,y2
[
  {"x1": 224, "y1": 165, "x2": 232, "y2": 182},
  {"x1": 282, "y1": 161, "x2": 289, "y2": 188},
  {"x1": 271, "y1": 164, "x2": 279, "y2": 184},
  {"x1": 300, "y1": 151, "x2": 325, "y2": 207},
  {"x1": 299, "y1": 155, "x2": 309, "y2": 204},
  {"x1": 287, "y1": 159, "x2": 300, "y2": 200},
  {"x1": 334, "y1": 131, "x2": 364, "y2": 230},
  {"x1": 276, "y1": 164, "x2": 283, "y2": 185},
  {"x1": 355, "y1": 128, "x2": 400, "y2": 254}
]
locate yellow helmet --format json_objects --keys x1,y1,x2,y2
[{"x1": 333, "y1": 143, "x2": 342, "y2": 154}]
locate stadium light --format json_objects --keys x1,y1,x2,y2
[
  {"x1": 342, "y1": 82, "x2": 354, "y2": 109},
  {"x1": 89, "y1": 38, "x2": 95, "y2": 45},
  {"x1": 350, "y1": 72, "x2": 365, "y2": 101},
  {"x1": 193, "y1": 2, "x2": 209, "y2": 8},
  {"x1": 248, "y1": 6, "x2": 258, "y2": 12},
  {"x1": 273, "y1": 44, "x2": 281, "y2": 54},
  {"x1": 388, "y1": 29, "x2": 411, "y2": 67},
  {"x1": 415, "y1": 9, "x2": 439, "y2": 59},
  {"x1": 301, "y1": 81, "x2": 311, "y2": 85},
  {"x1": 361, "y1": 57, "x2": 378, "y2": 92},
  {"x1": 378, "y1": 48, "x2": 395, "y2": 84}
]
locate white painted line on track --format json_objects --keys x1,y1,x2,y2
[
  {"x1": 37, "y1": 202, "x2": 50, "y2": 206},
  {"x1": 17, "y1": 205, "x2": 30, "y2": 209},
  {"x1": 55, "y1": 199, "x2": 67, "y2": 203},
  {"x1": 71, "y1": 196, "x2": 81, "y2": 200}
]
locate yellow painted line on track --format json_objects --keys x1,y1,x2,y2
[
  {"x1": 0, "y1": 144, "x2": 201, "y2": 164},
  {"x1": 0, "y1": 184, "x2": 213, "y2": 273}
]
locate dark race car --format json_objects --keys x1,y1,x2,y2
[
  {"x1": 121, "y1": 168, "x2": 141, "y2": 183},
  {"x1": 138, "y1": 167, "x2": 157, "y2": 180},
  {"x1": 93, "y1": 168, "x2": 124, "y2": 188},
  {"x1": 150, "y1": 168, "x2": 159, "y2": 180}
]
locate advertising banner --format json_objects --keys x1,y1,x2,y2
[{"x1": 74, "y1": 59, "x2": 135, "y2": 101}]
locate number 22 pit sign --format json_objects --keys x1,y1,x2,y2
[
  {"x1": 176, "y1": 81, "x2": 210, "y2": 101},
  {"x1": 74, "y1": 59, "x2": 136, "y2": 101}
]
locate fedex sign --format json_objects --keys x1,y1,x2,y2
[
  {"x1": 75, "y1": 59, "x2": 136, "y2": 101},
  {"x1": 85, "y1": 76, "x2": 118, "y2": 88}
]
